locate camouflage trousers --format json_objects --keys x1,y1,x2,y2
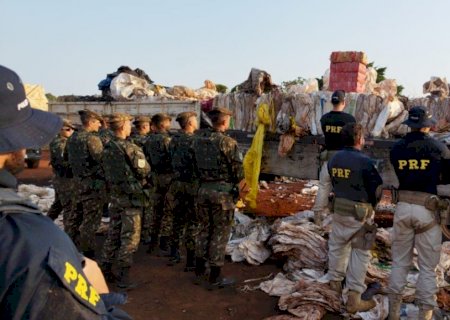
[
  {"x1": 141, "y1": 202, "x2": 153, "y2": 241},
  {"x1": 101, "y1": 200, "x2": 142, "y2": 268},
  {"x1": 150, "y1": 173, "x2": 173, "y2": 240},
  {"x1": 48, "y1": 176, "x2": 73, "y2": 221},
  {"x1": 63, "y1": 179, "x2": 83, "y2": 244},
  {"x1": 195, "y1": 186, "x2": 235, "y2": 267},
  {"x1": 166, "y1": 180, "x2": 199, "y2": 250},
  {"x1": 75, "y1": 180, "x2": 106, "y2": 255}
]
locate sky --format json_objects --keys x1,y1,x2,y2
[{"x1": 2, "y1": 0, "x2": 450, "y2": 97}]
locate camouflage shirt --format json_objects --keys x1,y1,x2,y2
[
  {"x1": 192, "y1": 128, "x2": 243, "y2": 185},
  {"x1": 143, "y1": 132, "x2": 172, "y2": 174},
  {"x1": 98, "y1": 128, "x2": 114, "y2": 145},
  {"x1": 49, "y1": 134, "x2": 71, "y2": 178},
  {"x1": 169, "y1": 131, "x2": 197, "y2": 182},
  {"x1": 103, "y1": 136, "x2": 151, "y2": 206},
  {"x1": 67, "y1": 129, "x2": 104, "y2": 183},
  {"x1": 128, "y1": 132, "x2": 148, "y2": 149}
]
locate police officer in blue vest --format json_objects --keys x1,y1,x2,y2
[
  {"x1": 312, "y1": 90, "x2": 356, "y2": 225},
  {"x1": 388, "y1": 106, "x2": 450, "y2": 320},
  {"x1": 0, "y1": 65, "x2": 131, "y2": 319},
  {"x1": 326, "y1": 122, "x2": 382, "y2": 314}
]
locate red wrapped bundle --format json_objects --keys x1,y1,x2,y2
[
  {"x1": 330, "y1": 51, "x2": 368, "y2": 65},
  {"x1": 330, "y1": 62, "x2": 366, "y2": 73},
  {"x1": 329, "y1": 80, "x2": 366, "y2": 93},
  {"x1": 329, "y1": 71, "x2": 366, "y2": 83}
]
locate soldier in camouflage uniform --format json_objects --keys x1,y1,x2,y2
[
  {"x1": 166, "y1": 111, "x2": 199, "y2": 270},
  {"x1": 100, "y1": 113, "x2": 150, "y2": 289},
  {"x1": 143, "y1": 113, "x2": 173, "y2": 255},
  {"x1": 192, "y1": 107, "x2": 243, "y2": 289},
  {"x1": 98, "y1": 115, "x2": 114, "y2": 145},
  {"x1": 98, "y1": 116, "x2": 113, "y2": 220},
  {"x1": 129, "y1": 115, "x2": 151, "y2": 148},
  {"x1": 47, "y1": 119, "x2": 76, "y2": 224},
  {"x1": 67, "y1": 110, "x2": 105, "y2": 258}
]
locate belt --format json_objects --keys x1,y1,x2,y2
[
  {"x1": 397, "y1": 190, "x2": 437, "y2": 234},
  {"x1": 398, "y1": 190, "x2": 433, "y2": 206},
  {"x1": 333, "y1": 197, "x2": 373, "y2": 220}
]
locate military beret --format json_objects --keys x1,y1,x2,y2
[
  {"x1": 151, "y1": 113, "x2": 172, "y2": 124},
  {"x1": 133, "y1": 115, "x2": 151, "y2": 125},
  {"x1": 62, "y1": 118, "x2": 76, "y2": 129},
  {"x1": 208, "y1": 107, "x2": 232, "y2": 117},
  {"x1": 176, "y1": 111, "x2": 197, "y2": 123},
  {"x1": 78, "y1": 109, "x2": 103, "y2": 122},
  {"x1": 108, "y1": 112, "x2": 133, "y2": 123}
]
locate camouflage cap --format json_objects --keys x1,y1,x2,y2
[
  {"x1": 176, "y1": 111, "x2": 197, "y2": 123},
  {"x1": 78, "y1": 109, "x2": 103, "y2": 122},
  {"x1": 151, "y1": 113, "x2": 172, "y2": 125},
  {"x1": 208, "y1": 107, "x2": 232, "y2": 117},
  {"x1": 109, "y1": 112, "x2": 133, "y2": 123},
  {"x1": 133, "y1": 115, "x2": 151, "y2": 125},
  {"x1": 62, "y1": 118, "x2": 76, "y2": 129}
]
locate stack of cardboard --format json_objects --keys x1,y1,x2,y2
[{"x1": 329, "y1": 51, "x2": 368, "y2": 93}]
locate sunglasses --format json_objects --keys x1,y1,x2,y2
[{"x1": 63, "y1": 127, "x2": 74, "y2": 132}]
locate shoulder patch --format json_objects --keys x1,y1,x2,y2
[{"x1": 47, "y1": 246, "x2": 105, "y2": 314}]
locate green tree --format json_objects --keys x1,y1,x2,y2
[
  {"x1": 45, "y1": 92, "x2": 57, "y2": 102},
  {"x1": 281, "y1": 77, "x2": 306, "y2": 90},
  {"x1": 215, "y1": 84, "x2": 228, "y2": 94}
]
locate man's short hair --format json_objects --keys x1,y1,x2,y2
[
  {"x1": 176, "y1": 111, "x2": 197, "y2": 129},
  {"x1": 341, "y1": 122, "x2": 363, "y2": 147},
  {"x1": 208, "y1": 107, "x2": 232, "y2": 125},
  {"x1": 78, "y1": 110, "x2": 103, "y2": 126},
  {"x1": 151, "y1": 113, "x2": 172, "y2": 129}
]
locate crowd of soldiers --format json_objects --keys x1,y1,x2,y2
[{"x1": 48, "y1": 107, "x2": 243, "y2": 290}]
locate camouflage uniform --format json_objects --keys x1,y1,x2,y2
[
  {"x1": 62, "y1": 131, "x2": 83, "y2": 243},
  {"x1": 98, "y1": 127, "x2": 114, "y2": 145},
  {"x1": 47, "y1": 134, "x2": 74, "y2": 224},
  {"x1": 101, "y1": 136, "x2": 150, "y2": 268},
  {"x1": 143, "y1": 132, "x2": 173, "y2": 248},
  {"x1": 167, "y1": 131, "x2": 199, "y2": 255},
  {"x1": 128, "y1": 132, "x2": 152, "y2": 241},
  {"x1": 128, "y1": 132, "x2": 148, "y2": 149},
  {"x1": 67, "y1": 128, "x2": 105, "y2": 256},
  {"x1": 192, "y1": 128, "x2": 243, "y2": 268}
]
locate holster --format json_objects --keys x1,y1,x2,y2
[
  {"x1": 333, "y1": 197, "x2": 373, "y2": 221},
  {"x1": 351, "y1": 222, "x2": 378, "y2": 250}
]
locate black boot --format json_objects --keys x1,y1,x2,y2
[
  {"x1": 157, "y1": 236, "x2": 171, "y2": 257},
  {"x1": 116, "y1": 267, "x2": 137, "y2": 289},
  {"x1": 146, "y1": 234, "x2": 158, "y2": 254},
  {"x1": 184, "y1": 249, "x2": 195, "y2": 272},
  {"x1": 193, "y1": 257, "x2": 207, "y2": 285},
  {"x1": 167, "y1": 246, "x2": 181, "y2": 266},
  {"x1": 207, "y1": 266, "x2": 235, "y2": 290},
  {"x1": 100, "y1": 262, "x2": 117, "y2": 283}
]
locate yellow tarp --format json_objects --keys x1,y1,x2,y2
[
  {"x1": 243, "y1": 103, "x2": 272, "y2": 208},
  {"x1": 24, "y1": 84, "x2": 48, "y2": 111}
]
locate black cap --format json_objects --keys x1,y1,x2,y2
[
  {"x1": 331, "y1": 90, "x2": 346, "y2": 105},
  {"x1": 402, "y1": 106, "x2": 437, "y2": 128},
  {"x1": 0, "y1": 65, "x2": 62, "y2": 152}
]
